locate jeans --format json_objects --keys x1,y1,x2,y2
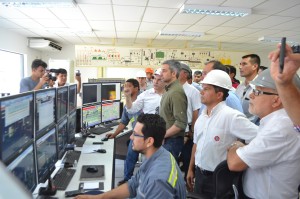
[
  {"x1": 194, "y1": 167, "x2": 214, "y2": 198},
  {"x1": 163, "y1": 136, "x2": 184, "y2": 161},
  {"x1": 124, "y1": 139, "x2": 139, "y2": 181}
]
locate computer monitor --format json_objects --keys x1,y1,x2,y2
[
  {"x1": 56, "y1": 86, "x2": 68, "y2": 123},
  {"x1": 57, "y1": 117, "x2": 68, "y2": 159},
  {"x1": 35, "y1": 127, "x2": 57, "y2": 183},
  {"x1": 82, "y1": 102, "x2": 102, "y2": 128},
  {"x1": 0, "y1": 92, "x2": 34, "y2": 165},
  {"x1": 82, "y1": 83, "x2": 101, "y2": 105},
  {"x1": 68, "y1": 84, "x2": 77, "y2": 114},
  {"x1": 7, "y1": 143, "x2": 37, "y2": 192},
  {"x1": 101, "y1": 101, "x2": 120, "y2": 123},
  {"x1": 34, "y1": 88, "x2": 56, "y2": 137},
  {"x1": 67, "y1": 111, "x2": 76, "y2": 144},
  {"x1": 101, "y1": 82, "x2": 121, "y2": 101}
]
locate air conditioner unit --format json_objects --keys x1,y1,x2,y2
[{"x1": 28, "y1": 39, "x2": 62, "y2": 52}]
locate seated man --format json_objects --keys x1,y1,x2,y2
[
  {"x1": 227, "y1": 68, "x2": 300, "y2": 198},
  {"x1": 75, "y1": 114, "x2": 186, "y2": 199}
]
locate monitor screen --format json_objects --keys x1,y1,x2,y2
[
  {"x1": 57, "y1": 117, "x2": 68, "y2": 159},
  {"x1": 0, "y1": 92, "x2": 34, "y2": 165},
  {"x1": 56, "y1": 86, "x2": 68, "y2": 122},
  {"x1": 35, "y1": 88, "x2": 56, "y2": 137},
  {"x1": 101, "y1": 101, "x2": 120, "y2": 123},
  {"x1": 82, "y1": 83, "x2": 101, "y2": 105},
  {"x1": 7, "y1": 143, "x2": 37, "y2": 192},
  {"x1": 67, "y1": 111, "x2": 76, "y2": 144},
  {"x1": 36, "y1": 127, "x2": 57, "y2": 183},
  {"x1": 82, "y1": 103, "x2": 102, "y2": 128},
  {"x1": 68, "y1": 84, "x2": 77, "y2": 114},
  {"x1": 101, "y1": 82, "x2": 121, "y2": 101}
]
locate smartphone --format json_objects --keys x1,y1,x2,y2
[
  {"x1": 279, "y1": 37, "x2": 286, "y2": 73},
  {"x1": 76, "y1": 70, "x2": 81, "y2": 76}
]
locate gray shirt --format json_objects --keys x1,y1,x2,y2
[{"x1": 19, "y1": 77, "x2": 39, "y2": 93}]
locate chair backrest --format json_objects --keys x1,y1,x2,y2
[{"x1": 213, "y1": 160, "x2": 243, "y2": 199}]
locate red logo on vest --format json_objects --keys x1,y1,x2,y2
[{"x1": 214, "y1": 136, "x2": 220, "y2": 141}]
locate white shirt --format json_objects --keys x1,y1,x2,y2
[
  {"x1": 237, "y1": 109, "x2": 300, "y2": 199},
  {"x1": 127, "y1": 88, "x2": 162, "y2": 114},
  {"x1": 182, "y1": 82, "x2": 201, "y2": 132},
  {"x1": 194, "y1": 102, "x2": 258, "y2": 171}
]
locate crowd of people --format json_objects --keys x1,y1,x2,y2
[{"x1": 19, "y1": 43, "x2": 300, "y2": 199}]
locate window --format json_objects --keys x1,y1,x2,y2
[{"x1": 0, "y1": 50, "x2": 24, "y2": 95}]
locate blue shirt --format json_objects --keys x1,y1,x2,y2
[{"x1": 120, "y1": 105, "x2": 141, "y2": 129}]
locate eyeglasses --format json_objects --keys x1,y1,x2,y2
[
  {"x1": 252, "y1": 88, "x2": 278, "y2": 96},
  {"x1": 132, "y1": 131, "x2": 145, "y2": 138}
]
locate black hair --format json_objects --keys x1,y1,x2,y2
[
  {"x1": 205, "y1": 60, "x2": 227, "y2": 72},
  {"x1": 162, "y1": 60, "x2": 181, "y2": 79},
  {"x1": 55, "y1": 68, "x2": 67, "y2": 75},
  {"x1": 194, "y1": 70, "x2": 202, "y2": 76},
  {"x1": 126, "y1": 78, "x2": 140, "y2": 90},
  {"x1": 259, "y1": 66, "x2": 268, "y2": 71},
  {"x1": 242, "y1": 54, "x2": 261, "y2": 72},
  {"x1": 212, "y1": 85, "x2": 229, "y2": 101},
  {"x1": 31, "y1": 59, "x2": 47, "y2": 70},
  {"x1": 137, "y1": 114, "x2": 166, "y2": 148}
]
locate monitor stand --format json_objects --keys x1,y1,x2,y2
[{"x1": 38, "y1": 175, "x2": 57, "y2": 196}]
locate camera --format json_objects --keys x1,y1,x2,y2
[
  {"x1": 47, "y1": 69, "x2": 59, "y2": 81},
  {"x1": 76, "y1": 70, "x2": 81, "y2": 76}
]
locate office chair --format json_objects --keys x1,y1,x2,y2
[{"x1": 187, "y1": 160, "x2": 243, "y2": 199}]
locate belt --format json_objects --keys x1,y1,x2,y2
[{"x1": 196, "y1": 166, "x2": 213, "y2": 176}]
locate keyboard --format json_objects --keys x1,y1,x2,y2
[
  {"x1": 52, "y1": 168, "x2": 76, "y2": 190},
  {"x1": 89, "y1": 127, "x2": 113, "y2": 135},
  {"x1": 75, "y1": 137, "x2": 86, "y2": 147},
  {"x1": 64, "y1": 151, "x2": 81, "y2": 164},
  {"x1": 104, "y1": 121, "x2": 119, "y2": 128}
]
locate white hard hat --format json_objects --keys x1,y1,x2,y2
[
  {"x1": 154, "y1": 68, "x2": 162, "y2": 75},
  {"x1": 201, "y1": 70, "x2": 232, "y2": 90},
  {"x1": 136, "y1": 70, "x2": 146, "y2": 78}
]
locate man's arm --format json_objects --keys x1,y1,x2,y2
[
  {"x1": 74, "y1": 183, "x2": 130, "y2": 199},
  {"x1": 75, "y1": 75, "x2": 82, "y2": 94},
  {"x1": 33, "y1": 74, "x2": 49, "y2": 90},
  {"x1": 106, "y1": 123, "x2": 126, "y2": 139},
  {"x1": 125, "y1": 89, "x2": 144, "y2": 114},
  {"x1": 186, "y1": 144, "x2": 196, "y2": 191},
  {"x1": 227, "y1": 141, "x2": 248, "y2": 171},
  {"x1": 165, "y1": 125, "x2": 183, "y2": 138}
]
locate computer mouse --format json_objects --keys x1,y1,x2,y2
[
  {"x1": 101, "y1": 137, "x2": 109, "y2": 141},
  {"x1": 86, "y1": 166, "x2": 98, "y2": 173},
  {"x1": 96, "y1": 149, "x2": 106, "y2": 153}
]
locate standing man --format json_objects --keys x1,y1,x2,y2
[
  {"x1": 54, "y1": 68, "x2": 81, "y2": 94},
  {"x1": 160, "y1": 60, "x2": 187, "y2": 160},
  {"x1": 136, "y1": 70, "x2": 147, "y2": 93},
  {"x1": 126, "y1": 68, "x2": 165, "y2": 115},
  {"x1": 236, "y1": 54, "x2": 260, "y2": 123},
  {"x1": 105, "y1": 79, "x2": 142, "y2": 186},
  {"x1": 76, "y1": 114, "x2": 186, "y2": 199},
  {"x1": 226, "y1": 65, "x2": 240, "y2": 88},
  {"x1": 19, "y1": 59, "x2": 49, "y2": 93},
  {"x1": 145, "y1": 67, "x2": 154, "y2": 90},
  {"x1": 192, "y1": 70, "x2": 202, "y2": 91},
  {"x1": 187, "y1": 70, "x2": 257, "y2": 198},
  {"x1": 227, "y1": 69, "x2": 300, "y2": 199}
]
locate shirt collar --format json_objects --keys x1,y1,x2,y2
[
  {"x1": 165, "y1": 80, "x2": 179, "y2": 91},
  {"x1": 140, "y1": 147, "x2": 164, "y2": 172},
  {"x1": 203, "y1": 101, "x2": 226, "y2": 117}
]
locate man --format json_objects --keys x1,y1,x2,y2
[
  {"x1": 136, "y1": 70, "x2": 147, "y2": 92},
  {"x1": 159, "y1": 60, "x2": 187, "y2": 160},
  {"x1": 225, "y1": 65, "x2": 240, "y2": 88},
  {"x1": 227, "y1": 69, "x2": 300, "y2": 199},
  {"x1": 192, "y1": 70, "x2": 202, "y2": 91},
  {"x1": 178, "y1": 63, "x2": 201, "y2": 179},
  {"x1": 19, "y1": 59, "x2": 49, "y2": 93},
  {"x1": 187, "y1": 70, "x2": 257, "y2": 198},
  {"x1": 200, "y1": 60, "x2": 243, "y2": 113},
  {"x1": 126, "y1": 68, "x2": 165, "y2": 115},
  {"x1": 236, "y1": 54, "x2": 260, "y2": 123},
  {"x1": 54, "y1": 68, "x2": 81, "y2": 93},
  {"x1": 105, "y1": 79, "x2": 142, "y2": 186},
  {"x1": 269, "y1": 43, "x2": 300, "y2": 131},
  {"x1": 145, "y1": 67, "x2": 154, "y2": 90},
  {"x1": 75, "y1": 114, "x2": 186, "y2": 199}
]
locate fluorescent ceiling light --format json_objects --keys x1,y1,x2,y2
[
  {"x1": 159, "y1": 31, "x2": 204, "y2": 37},
  {"x1": 258, "y1": 36, "x2": 298, "y2": 44},
  {"x1": 179, "y1": 4, "x2": 251, "y2": 17},
  {"x1": 0, "y1": 0, "x2": 76, "y2": 8}
]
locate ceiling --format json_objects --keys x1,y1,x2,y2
[{"x1": 0, "y1": 0, "x2": 300, "y2": 53}]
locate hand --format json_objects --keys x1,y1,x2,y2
[
  {"x1": 74, "y1": 195, "x2": 98, "y2": 199},
  {"x1": 123, "y1": 87, "x2": 131, "y2": 97},
  {"x1": 40, "y1": 73, "x2": 50, "y2": 84},
  {"x1": 186, "y1": 169, "x2": 195, "y2": 192},
  {"x1": 106, "y1": 133, "x2": 115, "y2": 139}
]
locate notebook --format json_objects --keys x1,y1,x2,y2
[{"x1": 80, "y1": 165, "x2": 105, "y2": 180}]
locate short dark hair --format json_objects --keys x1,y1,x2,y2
[
  {"x1": 242, "y1": 54, "x2": 261, "y2": 71},
  {"x1": 31, "y1": 59, "x2": 47, "y2": 70},
  {"x1": 137, "y1": 114, "x2": 166, "y2": 148},
  {"x1": 162, "y1": 60, "x2": 181, "y2": 79},
  {"x1": 194, "y1": 71, "x2": 202, "y2": 76},
  {"x1": 225, "y1": 65, "x2": 237, "y2": 76},
  {"x1": 212, "y1": 85, "x2": 229, "y2": 101},
  {"x1": 126, "y1": 78, "x2": 140, "y2": 90},
  {"x1": 205, "y1": 60, "x2": 226, "y2": 72},
  {"x1": 56, "y1": 68, "x2": 67, "y2": 75},
  {"x1": 259, "y1": 66, "x2": 268, "y2": 71}
]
